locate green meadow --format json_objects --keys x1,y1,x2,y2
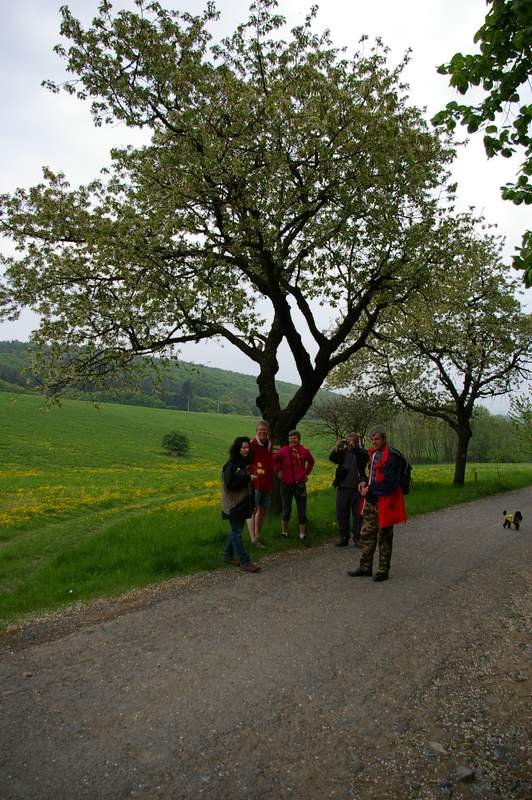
[{"x1": 1, "y1": 391, "x2": 531, "y2": 629}]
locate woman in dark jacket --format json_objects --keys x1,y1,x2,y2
[{"x1": 221, "y1": 437, "x2": 261, "y2": 573}]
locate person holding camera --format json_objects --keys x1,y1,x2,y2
[
  {"x1": 329, "y1": 432, "x2": 369, "y2": 547},
  {"x1": 273, "y1": 430, "x2": 315, "y2": 541}
]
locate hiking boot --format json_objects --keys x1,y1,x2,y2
[
  {"x1": 347, "y1": 567, "x2": 372, "y2": 577},
  {"x1": 223, "y1": 558, "x2": 240, "y2": 566},
  {"x1": 241, "y1": 562, "x2": 261, "y2": 573},
  {"x1": 373, "y1": 571, "x2": 389, "y2": 582}
]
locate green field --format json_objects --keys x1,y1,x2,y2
[{"x1": 1, "y1": 391, "x2": 531, "y2": 629}]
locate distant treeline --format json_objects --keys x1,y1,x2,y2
[
  {"x1": 0, "y1": 340, "x2": 332, "y2": 419},
  {"x1": 304, "y1": 406, "x2": 530, "y2": 466},
  {"x1": 382, "y1": 407, "x2": 530, "y2": 465}
]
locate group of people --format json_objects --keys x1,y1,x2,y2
[
  {"x1": 221, "y1": 422, "x2": 314, "y2": 573},
  {"x1": 221, "y1": 421, "x2": 406, "y2": 581}
]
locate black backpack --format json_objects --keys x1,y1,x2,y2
[{"x1": 394, "y1": 449, "x2": 413, "y2": 495}]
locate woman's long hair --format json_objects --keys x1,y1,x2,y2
[{"x1": 229, "y1": 436, "x2": 251, "y2": 463}]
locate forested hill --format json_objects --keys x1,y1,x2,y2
[{"x1": 0, "y1": 340, "x2": 335, "y2": 418}]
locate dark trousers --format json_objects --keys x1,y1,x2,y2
[
  {"x1": 336, "y1": 487, "x2": 362, "y2": 543},
  {"x1": 280, "y1": 483, "x2": 307, "y2": 523}
]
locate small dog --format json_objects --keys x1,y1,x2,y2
[{"x1": 503, "y1": 510, "x2": 523, "y2": 530}]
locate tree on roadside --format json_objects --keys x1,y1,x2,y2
[
  {"x1": 432, "y1": 0, "x2": 532, "y2": 285},
  {"x1": 328, "y1": 215, "x2": 531, "y2": 485},
  {"x1": 0, "y1": 0, "x2": 452, "y2": 443}
]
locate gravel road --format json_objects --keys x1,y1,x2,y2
[{"x1": 1, "y1": 488, "x2": 531, "y2": 800}]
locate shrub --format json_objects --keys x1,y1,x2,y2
[{"x1": 161, "y1": 431, "x2": 190, "y2": 456}]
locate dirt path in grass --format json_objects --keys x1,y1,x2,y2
[{"x1": 1, "y1": 487, "x2": 531, "y2": 800}]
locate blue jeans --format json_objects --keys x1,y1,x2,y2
[{"x1": 222, "y1": 517, "x2": 251, "y2": 565}]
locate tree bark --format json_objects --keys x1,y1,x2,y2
[
  {"x1": 453, "y1": 422, "x2": 472, "y2": 486},
  {"x1": 254, "y1": 348, "x2": 326, "y2": 514},
  {"x1": 257, "y1": 379, "x2": 323, "y2": 515}
]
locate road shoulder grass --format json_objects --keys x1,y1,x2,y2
[{"x1": 1, "y1": 463, "x2": 531, "y2": 630}]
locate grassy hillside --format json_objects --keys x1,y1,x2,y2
[
  {"x1": 0, "y1": 340, "x2": 335, "y2": 417},
  {"x1": 0, "y1": 391, "x2": 315, "y2": 528},
  {"x1": 1, "y1": 391, "x2": 531, "y2": 628}
]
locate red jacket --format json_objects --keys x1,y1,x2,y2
[
  {"x1": 376, "y1": 488, "x2": 407, "y2": 528},
  {"x1": 249, "y1": 436, "x2": 274, "y2": 491},
  {"x1": 367, "y1": 445, "x2": 407, "y2": 528},
  {"x1": 274, "y1": 443, "x2": 315, "y2": 485}
]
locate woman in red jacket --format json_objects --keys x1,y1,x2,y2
[{"x1": 273, "y1": 430, "x2": 315, "y2": 541}]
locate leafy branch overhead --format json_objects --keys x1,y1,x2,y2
[{"x1": 432, "y1": 0, "x2": 532, "y2": 284}]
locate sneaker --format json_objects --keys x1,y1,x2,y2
[
  {"x1": 299, "y1": 533, "x2": 307, "y2": 541},
  {"x1": 253, "y1": 540, "x2": 266, "y2": 549},
  {"x1": 223, "y1": 558, "x2": 240, "y2": 566},
  {"x1": 281, "y1": 531, "x2": 289, "y2": 539},
  {"x1": 373, "y1": 572, "x2": 389, "y2": 582},
  {"x1": 347, "y1": 567, "x2": 372, "y2": 577},
  {"x1": 241, "y1": 562, "x2": 261, "y2": 573}
]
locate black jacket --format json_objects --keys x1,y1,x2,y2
[
  {"x1": 329, "y1": 446, "x2": 369, "y2": 487},
  {"x1": 221, "y1": 459, "x2": 254, "y2": 520}
]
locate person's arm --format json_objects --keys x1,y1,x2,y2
[
  {"x1": 248, "y1": 444, "x2": 259, "y2": 482},
  {"x1": 356, "y1": 449, "x2": 370, "y2": 481},
  {"x1": 358, "y1": 450, "x2": 371, "y2": 495},
  {"x1": 329, "y1": 440, "x2": 344, "y2": 464},
  {"x1": 305, "y1": 449, "x2": 315, "y2": 476}
]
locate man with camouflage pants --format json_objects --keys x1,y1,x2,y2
[{"x1": 347, "y1": 427, "x2": 406, "y2": 582}]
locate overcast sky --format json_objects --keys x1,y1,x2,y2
[{"x1": 0, "y1": 0, "x2": 530, "y2": 411}]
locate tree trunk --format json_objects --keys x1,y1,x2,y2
[
  {"x1": 255, "y1": 361, "x2": 326, "y2": 514},
  {"x1": 258, "y1": 384, "x2": 320, "y2": 515},
  {"x1": 262, "y1": 380, "x2": 325, "y2": 441},
  {"x1": 453, "y1": 423, "x2": 472, "y2": 486}
]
